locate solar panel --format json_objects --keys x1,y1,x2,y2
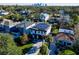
[{"x1": 33, "y1": 23, "x2": 49, "y2": 31}]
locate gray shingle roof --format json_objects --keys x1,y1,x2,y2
[{"x1": 16, "y1": 21, "x2": 34, "y2": 28}]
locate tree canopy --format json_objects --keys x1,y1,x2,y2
[
  {"x1": 0, "y1": 33, "x2": 22, "y2": 55},
  {"x1": 40, "y1": 43, "x2": 48, "y2": 55}
]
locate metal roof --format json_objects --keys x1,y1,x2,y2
[{"x1": 59, "y1": 28, "x2": 74, "y2": 35}]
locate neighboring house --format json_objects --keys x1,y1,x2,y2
[
  {"x1": 0, "y1": 19, "x2": 20, "y2": 32},
  {"x1": 0, "y1": 10, "x2": 9, "y2": 16},
  {"x1": 10, "y1": 21, "x2": 35, "y2": 38},
  {"x1": 59, "y1": 10, "x2": 65, "y2": 15},
  {"x1": 50, "y1": 14, "x2": 70, "y2": 25},
  {"x1": 59, "y1": 28, "x2": 74, "y2": 35},
  {"x1": 51, "y1": 10, "x2": 71, "y2": 23},
  {"x1": 39, "y1": 13, "x2": 50, "y2": 22},
  {"x1": 63, "y1": 14, "x2": 70, "y2": 22},
  {"x1": 47, "y1": 18, "x2": 59, "y2": 25},
  {"x1": 59, "y1": 10, "x2": 71, "y2": 23},
  {"x1": 19, "y1": 10, "x2": 31, "y2": 16},
  {"x1": 19, "y1": 10, "x2": 28, "y2": 16},
  {"x1": 54, "y1": 28, "x2": 75, "y2": 47},
  {"x1": 59, "y1": 14, "x2": 71, "y2": 23},
  {"x1": 28, "y1": 22, "x2": 52, "y2": 42}
]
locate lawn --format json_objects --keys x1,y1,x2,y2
[
  {"x1": 19, "y1": 43, "x2": 33, "y2": 50},
  {"x1": 18, "y1": 43, "x2": 33, "y2": 54}
]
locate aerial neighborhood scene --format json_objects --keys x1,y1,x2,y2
[{"x1": 0, "y1": 4, "x2": 79, "y2": 55}]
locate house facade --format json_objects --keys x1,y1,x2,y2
[
  {"x1": 27, "y1": 22, "x2": 52, "y2": 42},
  {"x1": 10, "y1": 21, "x2": 36, "y2": 38},
  {"x1": 0, "y1": 19, "x2": 20, "y2": 32}
]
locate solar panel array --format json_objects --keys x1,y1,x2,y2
[{"x1": 33, "y1": 23, "x2": 49, "y2": 31}]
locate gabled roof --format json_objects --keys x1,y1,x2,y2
[{"x1": 55, "y1": 33, "x2": 75, "y2": 41}]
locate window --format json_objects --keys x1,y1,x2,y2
[
  {"x1": 36, "y1": 31, "x2": 39, "y2": 34},
  {"x1": 38, "y1": 31, "x2": 41, "y2": 34},
  {"x1": 67, "y1": 43, "x2": 71, "y2": 45},
  {"x1": 64, "y1": 42, "x2": 66, "y2": 46},
  {"x1": 32, "y1": 35, "x2": 35, "y2": 38},
  {"x1": 37, "y1": 35, "x2": 39, "y2": 39},
  {"x1": 36, "y1": 31, "x2": 41, "y2": 35},
  {"x1": 42, "y1": 31, "x2": 45, "y2": 35},
  {"x1": 32, "y1": 30, "x2": 35, "y2": 34}
]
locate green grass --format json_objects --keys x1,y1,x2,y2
[
  {"x1": 19, "y1": 43, "x2": 33, "y2": 50},
  {"x1": 63, "y1": 50, "x2": 75, "y2": 55},
  {"x1": 18, "y1": 43, "x2": 33, "y2": 54},
  {"x1": 59, "y1": 50, "x2": 76, "y2": 55}
]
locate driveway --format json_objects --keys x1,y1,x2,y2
[
  {"x1": 26, "y1": 42, "x2": 42, "y2": 55},
  {"x1": 33, "y1": 42, "x2": 42, "y2": 48}
]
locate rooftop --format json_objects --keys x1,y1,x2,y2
[
  {"x1": 59, "y1": 28, "x2": 74, "y2": 35},
  {"x1": 55, "y1": 33, "x2": 75, "y2": 41},
  {"x1": 32, "y1": 22, "x2": 50, "y2": 31},
  {"x1": 16, "y1": 21, "x2": 34, "y2": 28},
  {"x1": 40, "y1": 13, "x2": 49, "y2": 17},
  {"x1": 0, "y1": 19, "x2": 21, "y2": 28},
  {"x1": 0, "y1": 10, "x2": 9, "y2": 15}
]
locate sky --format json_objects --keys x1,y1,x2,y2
[
  {"x1": 0, "y1": 3, "x2": 79, "y2": 6},
  {"x1": 0, "y1": 0, "x2": 79, "y2": 6}
]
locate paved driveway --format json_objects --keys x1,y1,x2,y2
[{"x1": 26, "y1": 42, "x2": 42, "y2": 55}]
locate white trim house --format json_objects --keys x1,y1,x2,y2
[
  {"x1": 40, "y1": 13, "x2": 50, "y2": 22},
  {"x1": 28, "y1": 22, "x2": 52, "y2": 41},
  {"x1": 0, "y1": 10, "x2": 9, "y2": 16}
]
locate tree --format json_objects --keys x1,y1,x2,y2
[
  {"x1": 4, "y1": 13, "x2": 23, "y2": 22},
  {"x1": 72, "y1": 38, "x2": 79, "y2": 54},
  {"x1": 45, "y1": 35, "x2": 53, "y2": 44},
  {"x1": 20, "y1": 34, "x2": 29, "y2": 45},
  {"x1": 10, "y1": 13, "x2": 22, "y2": 21},
  {"x1": 0, "y1": 17, "x2": 3, "y2": 23},
  {"x1": 0, "y1": 33, "x2": 22, "y2": 55},
  {"x1": 72, "y1": 14, "x2": 79, "y2": 24},
  {"x1": 40, "y1": 43, "x2": 48, "y2": 55},
  {"x1": 59, "y1": 50, "x2": 76, "y2": 55}
]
